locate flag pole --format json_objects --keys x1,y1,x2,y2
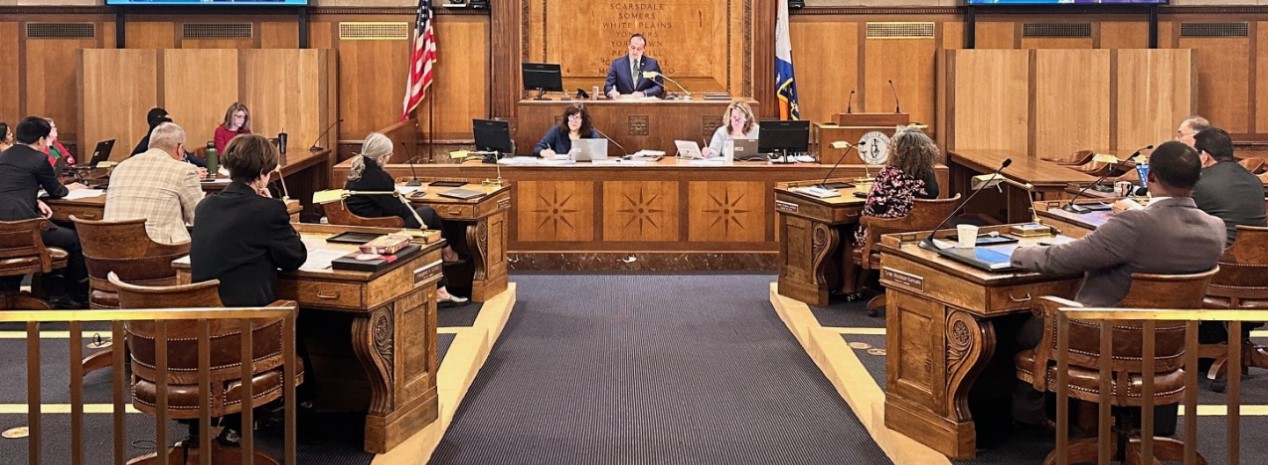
[{"x1": 427, "y1": 94, "x2": 435, "y2": 163}]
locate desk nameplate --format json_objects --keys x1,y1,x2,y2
[
  {"x1": 882, "y1": 267, "x2": 924, "y2": 292},
  {"x1": 775, "y1": 200, "x2": 799, "y2": 214}
]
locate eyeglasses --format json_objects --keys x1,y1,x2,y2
[
  {"x1": 1175, "y1": 130, "x2": 1194, "y2": 138},
  {"x1": 567, "y1": 114, "x2": 583, "y2": 121}
]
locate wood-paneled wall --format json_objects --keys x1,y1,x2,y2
[{"x1": 7, "y1": 5, "x2": 1268, "y2": 155}]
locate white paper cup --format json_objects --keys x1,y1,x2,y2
[{"x1": 957, "y1": 224, "x2": 979, "y2": 248}]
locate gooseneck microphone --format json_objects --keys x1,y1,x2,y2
[
  {"x1": 592, "y1": 127, "x2": 630, "y2": 156},
  {"x1": 1064, "y1": 153, "x2": 1134, "y2": 214},
  {"x1": 309, "y1": 118, "x2": 344, "y2": 153},
  {"x1": 400, "y1": 142, "x2": 421, "y2": 187},
  {"x1": 888, "y1": 80, "x2": 901, "y2": 114},
  {"x1": 818, "y1": 142, "x2": 856, "y2": 190},
  {"x1": 846, "y1": 90, "x2": 855, "y2": 114},
  {"x1": 923, "y1": 158, "x2": 1012, "y2": 248},
  {"x1": 1127, "y1": 144, "x2": 1155, "y2": 160}
]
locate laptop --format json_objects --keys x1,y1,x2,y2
[
  {"x1": 674, "y1": 140, "x2": 704, "y2": 159},
  {"x1": 438, "y1": 188, "x2": 487, "y2": 200},
  {"x1": 732, "y1": 139, "x2": 759, "y2": 160},
  {"x1": 85, "y1": 140, "x2": 115, "y2": 168},
  {"x1": 569, "y1": 139, "x2": 608, "y2": 162}
]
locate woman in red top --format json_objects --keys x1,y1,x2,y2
[
  {"x1": 213, "y1": 102, "x2": 252, "y2": 153},
  {"x1": 42, "y1": 118, "x2": 75, "y2": 166}
]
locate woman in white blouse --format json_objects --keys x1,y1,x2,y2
[{"x1": 701, "y1": 101, "x2": 759, "y2": 158}]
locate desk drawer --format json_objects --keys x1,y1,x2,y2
[
  {"x1": 293, "y1": 280, "x2": 363, "y2": 309},
  {"x1": 435, "y1": 204, "x2": 474, "y2": 219}
]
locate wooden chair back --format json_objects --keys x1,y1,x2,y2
[
  {"x1": 0, "y1": 218, "x2": 63, "y2": 277},
  {"x1": 1035, "y1": 269, "x2": 1217, "y2": 389},
  {"x1": 1042, "y1": 150, "x2": 1096, "y2": 166},
  {"x1": 110, "y1": 272, "x2": 290, "y2": 417},
  {"x1": 324, "y1": 198, "x2": 405, "y2": 228},
  {"x1": 1206, "y1": 225, "x2": 1268, "y2": 307},
  {"x1": 1239, "y1": 157, "x2": 1267, "y2": 175},
  {"x1": 856, "y1": 194, "x2": 962, "y2": 269},
  {"x1": 71, "y1": 216, "x2": 190, "y2": 309}
]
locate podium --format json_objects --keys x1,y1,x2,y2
[{"x1": 814, "y1": 113, "x2": 910, "y2": 165}]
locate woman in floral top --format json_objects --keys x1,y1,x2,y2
[{"x1": 854, "y1": 128, "x2": 940, "y2": 246}]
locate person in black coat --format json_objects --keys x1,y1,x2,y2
[
  {"x1": 345, "y1": 132, "x2": 468, "y2": 304},
  {"x1": 0, "y1": 117, "x2": 88, "y2": 308},
  {"x1": 190, "y1": 134, "x2": 306, "y2": 307}
]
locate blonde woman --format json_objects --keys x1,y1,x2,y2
[
  {"x1": 346, "y1": 132, "x2": 468, "y2": 304},
  {"x1": 853, "y1": 127, "x2": 940, "y2": 246},
  {"x1": 213, "y1": 102, "x2": 252, "y2": 153},
  {"x1": 701, "y1": 101, "x2": 759, "y2": 158}
]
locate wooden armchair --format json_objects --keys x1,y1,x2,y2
[
  {"x1": 1238, "y1": 157, "x2": 1267, "y2": 175},
  {"x1": 1042, "y1": 150, "x2": 1097, "y2": 166},
  {"x1": 110, "y1": 272, "x2": 300, "y2": 465},
  {"x1": 323, "y1": 198, "x2": 405, "y2": 228},
  {"x1": 851, "y1": 194, "x2": 961, "y2": 315},
  {"x1": 1198, "y1": 225, "x2": 1268, "y2": 392},
  {"x1": 1015, "y1": 268, "x2": 1217, "y2": 465},
  {"x1": 0, "y1": 218, "x2": 68, "y2": 304},
  {"x1": 71, "y1": 215, "x2": 190, "y2": 378}
]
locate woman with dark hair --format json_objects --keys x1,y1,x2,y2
[
  {"x1": 190, "y1": 133, "x2": 305, "y2": 307},
  {"x1": 346, "y1": 132, "x2": 469, "y2": 304},
  {"x1": 0, "y1": 122, "x2": 13, "y2": 153},
  {"x1": 853, "y1": 127, "x2": 941, "y2": 246},
  {"x1": 532, "y1": 103, "x2": 601, "y2": 157},
  {"x1": 213, "y1": 102, "x2": 252, "y2": 154}
]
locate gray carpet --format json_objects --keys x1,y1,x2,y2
[
  {"x1": 809, "y1": 297, "x2": 886, "y2": 329},
  {"x1": 438, "y1": 302, "x2": 481, "y2": 327},
  {"x1": 430, "y1": 274, "x2": 890, "y2": 465}
]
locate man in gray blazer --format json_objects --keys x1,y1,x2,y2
[{"x1": 1008, "y1": 141, "x2": 1226, "y2": 430}]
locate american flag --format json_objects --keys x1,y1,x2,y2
[{"x1": 401, "y1": 0, "x2": 436, "y2": 120}]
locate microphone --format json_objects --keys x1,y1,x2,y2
[
  {"x1": 1127, "y1": 143, "x2": 1155, "y2": 161},
  {"x1": 888, "y1": 80, "x2": 901, "y2": 114},
  {"x1": 818, "y1": 142, "x2": 856, "y2": 190},
  {"x1": 309, "y1": 118, "x2": 344, "y2": 153},
  {"x1": 846, "y1": 90, "x2": 855, "y2": 114},
  {"x1": 923, "y1": 158, "x2": 1012, "y2": 248},
  {"x1": 1064, "y1": 154, "x2": 1124, "y2": 214},
  {"x1": 592, "y1": 127, "x2": 630, "y2": 156},
  {"x1": 272, "y1": 165, "x2": 290, "y2": 201},
  {"x1": 642, "y1": 71, "x2": 689, "y2": 98},
  {"x1": 400, "y1": 142, "x2": 421, "y2": 187}
]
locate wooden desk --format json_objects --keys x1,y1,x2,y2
[
  {"x1": 173, "y1": 223, "x2": 445, "y2": 454},
  {"x1": 46, "y1": 194, "x2": 301, "y2": 223},
  {"x1": 1034, "y1": 198, "x2": 1122, "y2": 239},
  {"x1": 404, "y1": 181, "x2": 511, "y2": 302},
  {"x1": 878, "y1": 226, "x2": 1079, "y2": 459},
  {"x1": 948, "y1": 150, "x2": 1098, "y2": 223},
  {"x1": 773, "y1": 180, "x2": 868, "y2": 306},
  {"x1": 515, "y1": 98, "x2": 757, "y2": 155},
  {"x1": 333, "y1": 157, "x2": 949, "y2": 270}
]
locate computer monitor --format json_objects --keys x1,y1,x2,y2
[
  {"x1": 522, "y1": 63, "x2": 564, "y2": 99},
  {"x1": 473, "y1": 119, "x2": 513, "y2": 163},
  {"x1": 758, "y1": 120, "x2": 810, "y2": 155}
]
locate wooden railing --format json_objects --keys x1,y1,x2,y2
[
  {"x1": 2, "y1": 306, "x2": 298, "y2": 465},
  {"x1": 1054, "y1": 307, "x2": 1268, "y2": 465}
]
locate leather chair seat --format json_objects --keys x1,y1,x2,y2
[
  {"x1": 1016, "y1": 349, "x2": 1186, "y2": 406},
  {"x1": 0, "y1": 247, "x2": 68, "y2": 277},
  {"x1": 132, "y1": 361, "x2": 303, "y2": 418}
]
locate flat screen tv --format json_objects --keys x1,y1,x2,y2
[
  {"x1": 968, "y1": 0, "x2": 1165, "y2": 3},
  {"x1": 106, "y1": 0, "x2": 309, "y2": 5}
]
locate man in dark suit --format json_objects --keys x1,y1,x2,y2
[
  {"x1": 1190, "y1": 127, "x2": 1266, "y2": 246},
  {"x1": 0, "y1": 117, "x2": 89, "y2": 307},
  {"x1": 190, "y1": 134, "x2": 306, "y2": 307},
  {"x1": 604, "y1": 33, "x2": 664, "y2": 98},
  {"x1": 1008, "y1": 141, "x2": 1226, "y2": 430}
]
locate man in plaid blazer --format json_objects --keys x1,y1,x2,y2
[{"x1": 104, "y1": 122, "x2": 204, "y2": 245}]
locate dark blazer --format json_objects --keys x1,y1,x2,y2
[
  {"x1": 0, "y1": 144, "x2": 68, "y2": 221},
  {"x1": 190, "y1": 182, "x2": 307, "y2": 307},
  {"x1": 345, "y1": 157, "x2": 421, "y2": 229},
  {"x1": 1011, "y1": 197, "x2": 1224, "y2": 307},
  {"x1": 1192, "y1": 160, "x2": 1268, "y2": 246},
  {"x1": 603, "y1": 55, "x2": 664, "y2": 97},
  {"x1": 532, "y1": 127, "x2": 600, "y2": 157}
]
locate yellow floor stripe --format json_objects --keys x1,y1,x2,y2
[
  {"x1": 833, "y1": 327, "x2": 886, "y2": 335},
  {"x1": 0, "y1": 404, "x2": 140, "y2": 414}
]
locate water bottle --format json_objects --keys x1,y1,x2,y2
[{"x1": 205, "y1": 145, "x2": 219, "y2": 178}]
